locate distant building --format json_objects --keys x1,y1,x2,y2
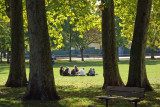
[{"x1": 88, "y1": 43, "x2": 101, "y2": 50}]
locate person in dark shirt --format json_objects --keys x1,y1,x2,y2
[
  {"x1": 60, "y1": 66, "x2": 64, "y2": 76},
  {"x1": 63, "y1": 67, "x2": 71, "y2": 76},
  {"x1": 74, "y1": 65, "x2": 79, "y2": 72},
  {"x1": 87, "y1": 68, "x2": 95, "y2": 76},
  {"x1": 71, "y1": 69, "x2": 76, "y2": 76}
]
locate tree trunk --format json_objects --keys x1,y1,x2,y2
[
  {"x1": 151, "y1": 48, "x2": 155, "y2": 59},
  {"x1": 23, "y1": 0, "x2": 60, "y2": 100},
  {"x1": 0, "y1": 52, "x2": 2, "y2": 63},
  {"x1": 117, "y1": 47, "x2": 119, "y2": 62},
  {"x1": 80, "y1": 48, "x2": 84, "y2": 61},
  {"x1": 126, "y1": 0, "x2": 153, "y2": 91},
  {"x1": 102, "y1": 0, "x2": 124, "y2": 89},
  {"x1": 69, "y1": 17, "x2": 72, "y2": 62},
  {"x1": 5, "y1": 0, "x2": 27, "y2": 87},
  {"x1": 7, "y1": 48, "x2": 10, "y2": 63}
]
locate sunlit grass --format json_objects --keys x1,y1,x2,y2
[{"x1": 0, "y1": 59, "x2": 160, "y2": 106}]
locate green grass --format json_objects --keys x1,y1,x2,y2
[{"x1": 0, "y1": 59, "x2": 160, "y2": 107}]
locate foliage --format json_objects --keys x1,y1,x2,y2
[
  {"x1": 114, "y1": 0, "x2": 137, "y2": 48},
  {"x1": 0, "y1": 0, "x2": 11, "y2": 52},
  {"x1": 0, "y1": 0, "x2": 29, "y2": 52},
  {"x1": 115, "y1": 16, "x2": 128, "y2": 48},
  {"x1": 0, "y1": 0, "x2": 101, "y2": 51},
  {"x1": 72, "y1": 28, "x2": 101, "y2": 50},
  {"x1": 1, "y1": 0, "x2": 159, "y2": 52},
  {"x1": 115, "y1": 0, "x2": 160, "y2": 50},
  {"x1": 147, "y1": 0, "x2": 160, "y2": 51},
  {"x1": 46, "y1": 0, "x2": 101, "y2": 50}
]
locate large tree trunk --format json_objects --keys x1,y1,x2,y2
[
  {"x1": 102, "y1": 0, "x2": 124, "y2": 89},
  {"x1": 23, "y1": 0, "x2": 60, "y2": 100},
  {"x1": 80, "y1": 48, "x2": 84, "y2": 61},
  {"x1": 5, "y1": 0, "x2": 27, "y2": 87},
  {"x1": 126, "y1": 0, "x2": 153, "y2": 91}
]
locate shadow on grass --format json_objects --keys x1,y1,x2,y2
[
  {"x1": 0, "y1": 85, "x2": 25, "y2": 106},
  {"x1": 144, "y1": 84, "x2": 160, "y2": 107},
  {"x1": 0, "y1": 85, "x2": 62, "y2": 107},
  {"x1": 0, "y1": 84, "x2": 160, "y2": 107},
  {"x1": 145, "y1": 59, "x2": 160, "y2": 65},
  {"x1": 0, "y1": 67, "x2": 9, "y2": 74},
  {"x1": 56, "y1": 85, "x2": 160, "y2": 107},
  {"x1": 0, "y1": 62, "x2": 10, "y2": 66},
  {"x1": 0, "y1": 62, "x2": 10, "y2": 74}
]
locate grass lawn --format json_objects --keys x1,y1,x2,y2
[{"x1": 0, "y1": 59, "x2": 160, "y2": 107}]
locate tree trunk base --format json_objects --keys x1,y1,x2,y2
[
  {"x1": 102, "y1": 81, "x2": 124, "y2": 89},
  {"x1": 23, "y1": 91, "x2": 60, "y2": 101},
  {"x1": 5, "y1": 80, "x2": 27, "y2": 87},
  {"x1": 151, "y1": 57, "x2": 155, "y2": 60},
  {"x1": 126, "y1": 82, "x2": 153, "y2": 92},
  {"x1": 144, "y1": 84, "x2": 153, "y2": 91}
]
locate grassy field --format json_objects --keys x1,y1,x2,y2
[{"x1": 0, "y1": 59, "x2": 160, "y2": 107}]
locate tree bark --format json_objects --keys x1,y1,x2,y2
[
  {"x1": 117, "y1": 47, "x2": 119, "y2": 62},
  {"x1": 0, "y1": 52, "x2": 2, "y2": 63},
  {"x1": 5, "y1": 0, "x2": 27, "y2": 87},
  {"x1": 80, "y1": 48, "x2": 84, "y2": 61},
  {"x1": 69, "y1": 17, "x2": 72, "y2": 62},
  {"x1": 23, "y1": 0, "x2": 60, "y2": 100},
  {"x1": 102, "y1": 0, "x2": 124, "y2": 89},
  {"x1": 126, "y1": 0, "x2": 153, "y2": 91},
  {"x1": 7, "y1": 48, "x2": 10, "y2": 63},
  {"x1": 151, "y1": 48, "x2": 155, "y2": 59}
]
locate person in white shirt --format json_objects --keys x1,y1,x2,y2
[{"x1": 79, "y1": 68, "x2": 86, "y2": 76}]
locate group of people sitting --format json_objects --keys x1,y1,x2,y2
[{"x1": 60, "y1": 65, "x2": 96, "y2": 76}]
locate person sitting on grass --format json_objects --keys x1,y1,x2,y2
[
  {"x1": 74, "y1": 65, "x2": 79, "y2": 73},
  {"x1": 79, "y1": 68, "x2": 86, "y2": 76},
  {"x1": 87, "y1": 68, "x2": 95, "y2": 76},
  {"x1": 71, "y1": 65, "x2": 79, "y2": 76},
  {"x1": 63, "y1": 67, "x2": 71, "y2": 76},
  {"x1": 60, "y1": 66, "x2": 64, "y2": 76},
  {"x1": 71, "y1": 69, "x2": 76, "y2": 76}
]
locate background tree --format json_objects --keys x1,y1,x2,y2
[
  {"x1": 147, "y1": 0, "x2": 160, "y2": 59},
  {"x1": 5, "y1": 0, "x2": 27, "y2": 87},
  {"x1": 101, "y1": 0, "x2": 124, "y2": 89},
  {"x1": 0, "y1": 26, "x2": 10, "y2": 63},
  {"x1": 126, "y1": 0, "x2": 153, "y2": 91},
  {"x1": 72, "y1": 28, "x2": 101, "y2": 61},
  {"x1": 115, "y1": 16, "x2": 128, "y2": 61},
  {"x1": 115, "y1": 0, "x2": 160, "y2": 59},
  {"x1": 23, "y1": 0, "x2": 59, "y2": 100},
  {"x1": 0, "y1": 0, "x2": 11, "y2": 63}
]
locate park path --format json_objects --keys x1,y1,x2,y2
[{"x1": 57, "y1": 56, "x2": 160, "y2": 60}]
